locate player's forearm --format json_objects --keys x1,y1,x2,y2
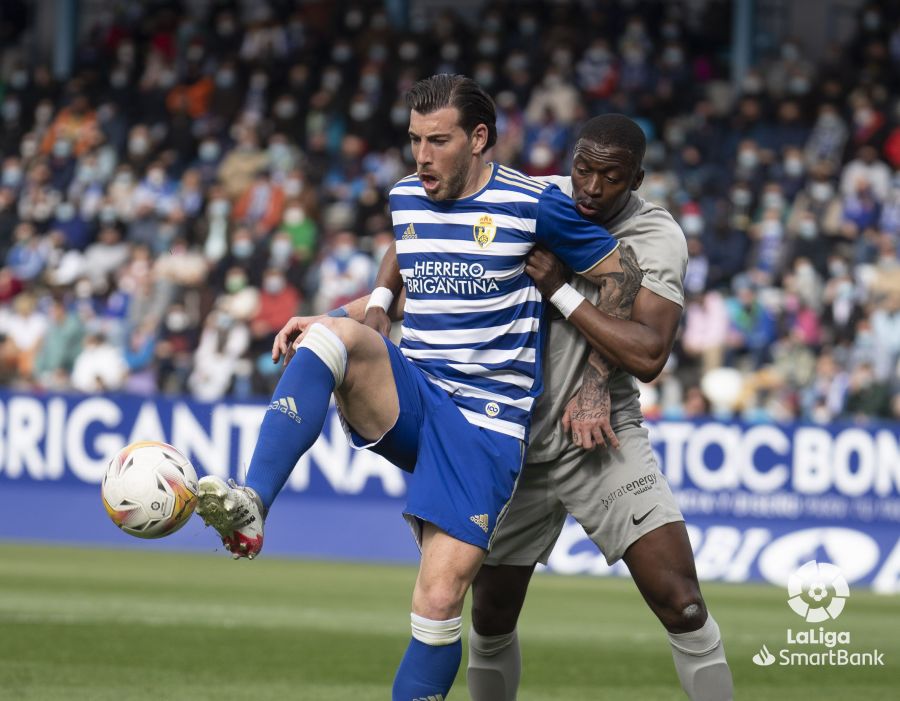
[
  {"x1": 569, "y1": 305, "x2": 669, "y2": 383},
  {"x1": 337, "y1": 290, "x2": 405, "y2": 323},
  {"x1": 568, "y1": 244, "x2": 668, "y2": 382}
]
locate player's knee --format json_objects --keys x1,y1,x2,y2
[
  {"x1": 470, "y1": 566, "x2": 530, "y2": 636},
  {"x1": 656, "y1": 583, "x2": 707, "y2": 633},
  {"x1": 312, "y1": 316, "x2": 358, "y2": 348},
  {"x1": 472, "y1": 602, "x2": 519, "y2": 635},
  {"x1": 415, "y1": 580, "x2": 468, "y2": 621},
  {"x1": 665, "y1": 598, "x2": 708, "y2": 633},
  {"x1": 471, "y1": 596, "x2": 520, "y2": 636}
]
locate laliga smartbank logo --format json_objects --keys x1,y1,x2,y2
[
  {"x1": 787, "y1": 560, "x2": 848, "y2": 622},
  {"x1": 752, "y1": 560, "x2": 884, "y2": 668}
]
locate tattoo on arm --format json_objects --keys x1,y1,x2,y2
[
  {"x1": 570, "y1": 361, "x2": 611, "y2": 423},
  {"x1": 576, "y1": 244, "x2": 643, "y2": 407},
  {"x1": 593, "y1": 244, "x2": 644, "y2": 321}
]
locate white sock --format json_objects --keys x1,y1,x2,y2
[
  {"x1": 297, "y1": 323, "x2": 348, "y2": 386},
  {"x1": 667, "y1": 614, "x2": 734, "y2": 701},
  {"x1": 410, "y1": 612, "x2": 462, "y2": 645},
  {"x1": 467, "y1": 626, "x2": 520, "y2": 701}
]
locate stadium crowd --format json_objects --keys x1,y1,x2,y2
[{"x1": 0, "y1": 0, "x2": 898, "y2": 422}]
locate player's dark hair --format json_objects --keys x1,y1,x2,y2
[
  {"x1": 577, "y1": 114, "x2": 646, "y2": 169},
  {"x1": 406, "y1": 74, "x2": 497, "y2": 153}
]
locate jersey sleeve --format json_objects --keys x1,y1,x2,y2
[
  {"x1": 633, "y1": 207, "x2": 688, "y2": 307},
  {"x1": 534, "y1": 184, "x2": 618, "y2": 273}
]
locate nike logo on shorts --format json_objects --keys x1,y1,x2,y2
[{"x1": 631, "y1": 505, "x2": 658, "y2": 526}]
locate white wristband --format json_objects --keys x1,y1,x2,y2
[
  {"x1": 549, "y1": 283, "x2": 586, "y2": 319},
  {"x1": 365, "y1": 286, "x2": 395, "y2": 313}
]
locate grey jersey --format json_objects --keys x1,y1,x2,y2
[{"x1": 527, "y1": 176, "x2": 688, "y2": 463}]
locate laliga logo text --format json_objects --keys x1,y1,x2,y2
[{"x1": 752, "y1": 560, "x2": 885, "y2": 668}]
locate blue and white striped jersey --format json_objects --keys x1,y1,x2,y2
[{"x1": 390, "y1": 163, "x2": 618, "y2": 440}]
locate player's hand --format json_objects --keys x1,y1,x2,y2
[
  {"x1": 272, "y1": 314, "x2": 325, "y2": 365},
  {"x1": 561, "y1": 382, "x2": 620, "y2": 451},
  {"x1": 363, "y1": 307, "x2": 392, "y2": 337},
  {"x1": 525, "y1": 246, "x2": 569, "y2": 298}
]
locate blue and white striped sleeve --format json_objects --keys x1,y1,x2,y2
[{"x1": 534, "y1": 185, "x2": 619, "y2": 273}]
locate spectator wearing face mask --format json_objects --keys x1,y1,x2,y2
[
  {"x1": 840, "y1": 146, "x2": 892, "y2": 201},
  {"x1": 124, "y1": 124, "x2": 155, "y2": 174},
  {"x1": 725, "y1": 278, "x2": 778, "y2": 369},
  {"x1": 188, "y1": 307, "x2": 251, "y2": 401},
  {"x1": 0, "y1": 292, "x2": 47, "y2": 382},
  {"x1": 211, "y1": 227, "x2": 266, "y2": 290},
  {"x1": 39, "y1": 95, "x2": 97, "y2": 158},
  {"x1": 279, "y1": 201, "x2": 318, "y2": 262},
  {"x1": 218, "y1": 266, "x2": 260, "y2": 324},
  {"x1": 271, "y1": 91, "x2": 306, "y2": 146},
  {"x1": 250, "y1": 267, "x2": 301, "y2": 357},
  {"x1": 681, "y1": 290, "x2": 730, "y2": 374},
  {"x1": 822, "y1": 260, "x2": 864, "y2": 344},
  {"x1": 312, "y1": 231, "x2": 373, "y2": 314},
  {"x1": 131, "y1": 162, "x2": 178, "y2": 217},
  {"x1": 232, "y1": 170, "x2": 285, "y2": 236},
  {"x1": 46, "y1": 138, "x2": 77, "y2": 193},
  {"x1": 122, "y1": 317, "x2": 159, "y2": 395},
  {"x1": 193, "y1": 138, "x2": 225, "y2": 186},
  {"x1": 82, "y1": 225, "x2": 129, "y2": 290},
  {"x1": 51, "y1": 199, "x2": 91, "y2": 251},
  {"x1": 6, "y1": 223, "x2": 48, "y2": 282},
  {"x1": 218, "y1": 127, "x2": 268, "y2": 199},
  {"x1": 70, "y1": 331, "x2": 128, "y2": 393},
  {"x1": 156, "y1": 302, "x2": 198, "y2": 394},
  {"x1": 34, "y1": 296, "x2": 85, "y2": 390},
  {"x1": 803, "y1": 182, "x2": 844, "y2": 243}
]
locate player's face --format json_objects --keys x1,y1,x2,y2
[
  {"x1": 409, "y1": 107, "x2": 476, "y2": 201},
  {"x1": 570, "y1": 140, "x2": 644, "y2": 224}
]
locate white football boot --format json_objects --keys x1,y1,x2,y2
[{"x1": 196, "y1": 476, "x2": 265, "y2": 559}]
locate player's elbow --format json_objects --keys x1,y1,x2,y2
[
  {"x1": 633, "y1": 366, "x2": 660, "y2": 384},
  {"x1": 632, "y1": 350, "x2": 668, "y2": 384}
]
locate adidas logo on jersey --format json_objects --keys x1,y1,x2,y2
[
  {"x1": 402, "y1": 223, "x2": 417, "y2": 239},
  {"x1": 412, "y1": 695, "x2": 444, "y2": 701},
  {"x1": 269, "y1": 396, "x2": 303, "y2": 425},
  {"x1": 469, "y1": 514, "x2": 489, "y2": 533}
]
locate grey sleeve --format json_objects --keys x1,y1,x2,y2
[{"x1": 632, "y1": 209, "x2": 688, "y2": 308}]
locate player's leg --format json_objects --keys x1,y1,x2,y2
[
  {"x1": 467, "y1": 460, "x2": 564, "y2": 701},
  {"x1": 392, "y1": 522, "x2": 485, "y2": 701},
  {"x1": 197, "y1": 318, "x2": 398, "y2": 556},
  {"x1": 556, "y1": 424, "x2": 732, "y2": 700},
  {"x1": 624, "y1": 525, "x2": 733, "y2": 701},
  {"x1": 468, "y1": 564, "x2": 534, "y2": 701}
]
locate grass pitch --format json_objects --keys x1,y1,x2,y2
[{"x1": 0, "y1": 542, "x2": 897, "y2": 700}]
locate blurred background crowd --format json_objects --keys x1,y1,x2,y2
[{"x1": 0, "y1": 0, "x2": 898, "y2": 422}]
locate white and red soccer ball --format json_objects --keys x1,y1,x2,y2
[{"x1": 101, "y1": 441, "x2": 198, "y2": 539}]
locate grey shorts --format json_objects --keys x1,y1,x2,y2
[{"x1": 485, "y1": 423, "x2": 683, "y2": 566}]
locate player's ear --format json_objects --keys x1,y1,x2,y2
[
  {"x1": 632, "y1": 167, "x2": 645, "y2": 191},
  {"x1": 470, "y1": 123, "x2": 489, "y2": 155}
]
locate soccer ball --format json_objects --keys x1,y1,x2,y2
[{"x1": 102, "y1": 441, "x2": 199, "y2": 539}]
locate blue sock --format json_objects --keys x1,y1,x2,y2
[
  {"x1": 392, "y1": 637, "x2": 461, "y2": 701},
  {"x1": 245, "y1": 347, "x2": 336, "y2": 510}
]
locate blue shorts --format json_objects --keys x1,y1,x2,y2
[{"x1": 343, "y1": 337, "x2": 525, "y2": 550}]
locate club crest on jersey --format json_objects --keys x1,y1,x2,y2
[{"x1": 473, "y1": 214, "x2": 496, "y2": 248}]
